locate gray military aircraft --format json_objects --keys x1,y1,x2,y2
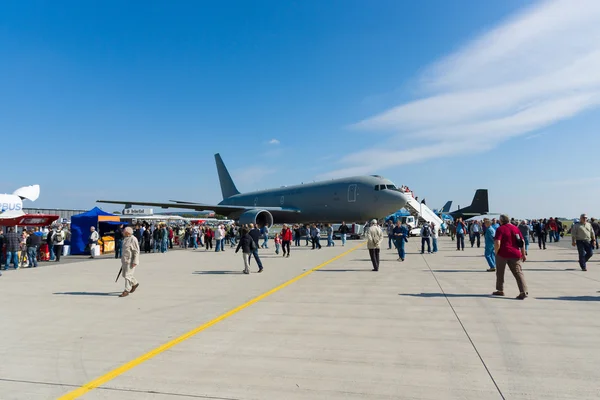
[{"x1": 97, "y1": 153, "x2": 409, "y2": 227}]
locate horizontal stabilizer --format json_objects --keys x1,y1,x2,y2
[{"x1": 13, "y1": 185, "x2": 40, "y2": 202}]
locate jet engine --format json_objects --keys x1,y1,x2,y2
[{"x1": 237, "y1": 209, "x2": 273, "y2": 228}]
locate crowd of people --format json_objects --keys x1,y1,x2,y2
[
  {"x1": 365, "y1": 213, "x2": 597, "y2": 300},
  {"x1": 0, "y1": 224, "x2": 71, "y2": 275},
  {"x1": 2, "y1": 213, "x2": 597, "y2": 302}
]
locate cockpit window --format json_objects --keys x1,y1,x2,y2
[
  {"x1": 374, "y1": 185, "x2": 380, "y2": 191},
  {"x1": 386, "y1": 185, "x2": 396, "y2": 190}
]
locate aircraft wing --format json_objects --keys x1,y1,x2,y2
[{"x1": 96, "y1": 199, "x2": 301, "y2": 216}]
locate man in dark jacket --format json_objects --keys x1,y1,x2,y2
[
  {"x1": 339, "y1": 222, "x2": 351, "y2": 246},
  {"x1": 235, "y1": 228, "x2": 254, "y2": 274},
  {"x1": 247, "y1": 224, "x2": 264, "y2": 272},
  {"x1": 4, "y1": 227, "x2": 20, "y2": 269},
  {"x1": 26, "y1": 229, "x2": 42, "y2": 267}
]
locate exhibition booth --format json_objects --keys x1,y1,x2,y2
[{"x1": 70, "y1": 207, "x2": 121, "y2": 255}]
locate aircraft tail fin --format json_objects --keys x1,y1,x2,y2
[
  {"x1": 214, "y1": 153, "x2": 240, "y2": 200},
  {"x1": 469, "y1": 189, "x2": 489, "y2": 214},
  {"x1": 441, "y1": 201, "x2": 452, "y2": 213}
]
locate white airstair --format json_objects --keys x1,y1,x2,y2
[{"x1": 402, "y1": 195, "x2": 443, "y2": 227}]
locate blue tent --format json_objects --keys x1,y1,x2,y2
[{"x1": 70, "y1": 207, "x2": 120, "y2": 255}]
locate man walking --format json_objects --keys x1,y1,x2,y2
[
  {"x1": 339, "y1": 222, "x2": 350, "y2": 246},
  {"x1": 455, "y1": 218, "x2": 467, "y2": 251},
  {"x1": 4, "y1": 227, "x2": 20, "y2": 270},
  {"x1": 420, "y1": 223, "x2": 432, "y2": 254},
  {"x1": 280, "y1": 224, "x2": 293, "y2": 258},
  {"x1": 483, "y1": 218, "x2": 496, "y2": 272},
  {"x1": 248, "y1": 224, "x2": 264, "y2": 272},
  {"x1": 119, "y1": 227, "x2": 140, "y2": 297},
  {"x1": 392, "y1": 220, "x2": 408, "y2": 261},
  {"x1": 493, "y1": 214, "x2": 528, "y2": 299},
  {"x1": 572, "y1": 213, "x2": 595, "y2": 271},
  {"x1": 366, "y1": 219, "x2": 383, "y2": 271},
  {"x1": 26, "y1": 229, "x2": 41, "y2": 268},
  {"x1": 470, "y1": 221, "x2": 481, "y2": 248},
  {"x1": 311, "y1": 224, "x2": 322, "y2": 250}
]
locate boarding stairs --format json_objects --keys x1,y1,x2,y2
[{"x1": 403, "y1": 196, "x2": 443, "y2": 227}]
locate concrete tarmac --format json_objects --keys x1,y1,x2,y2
[{"x1": 1, "y1": 236, "x2": 599, "y2": 399}]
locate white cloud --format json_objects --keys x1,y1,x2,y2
[
  {"x1": 232, "y1": 167, "x2": 274, "y2": 190},
  {"x1": 268, "y1": 139, "x2": 280, "y2": 145},
  {"x1": 324, "y1": 0, "x2": 600, "y2": 178}
]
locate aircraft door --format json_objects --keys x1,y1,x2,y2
[{"x1": 348, "y1": 184, "x2": 357, "y2": 203}]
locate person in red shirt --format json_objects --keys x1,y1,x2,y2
[
  {"x1": 280, "y1": 224, "x2": 293, "y2": 258},
  {"x1": 493, "y1": 214, "x2": 528, "y2": 300}
]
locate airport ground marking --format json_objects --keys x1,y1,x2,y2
[{"x1": 58, "y1": 242, "x2": 365, "y2": 399}]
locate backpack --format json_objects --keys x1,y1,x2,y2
[
  {"x1": 53, "y1": 231, "x2": 63, "y2": 244},
  {"x1": 422, "y1": 225, "x2": 431, "y2": 238}
]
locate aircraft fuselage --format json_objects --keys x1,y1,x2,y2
[{"x1": 220, "y1": 176, "x2": 408, "y2": 224}]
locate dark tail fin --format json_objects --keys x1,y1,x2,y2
[
  {"x1": 441, "y1": 201, "x2": 452, "y2": 213},
  {"x1": 214, "y1": 153, "x2": 240, "y2": 200},
  {"x1": 469, "y1": 189, "x2": 489, "y2": 214}
]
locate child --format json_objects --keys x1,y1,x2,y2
[{"x1": 274, "y1": 233, "x2": 282, "y2": 255}]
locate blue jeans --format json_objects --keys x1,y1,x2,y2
[
  {"x1": 261, "y1": 236, "x2": 269, "y2": 249},
  {"x1": 27, "y1": 246, "x2": 38, "y2": 267},
  {"x1": 250, "y1": 249, "x2": 263, "y2": 270},
  {"x1": 161, "y1": 239, "x2": 168, "y2": 253},
  {"x1": 395, "y1": 238, "x2": 405, "y2": 260},
  {"x1": 115, "y1": 239, "x2": 123, "y2": 259},
  {"x1": 5, "y1": 251, "x2": 19, "y2": 268},
  {"x1": 215, "y1": 239, "x2": 222, "y2": 252},
  {"x1": 576, "y1": 240, "x2": 593, "y2": 270},
  {"x1": 432, "y1": 238, "x2": 438, "y2": 253},
  {"x1": 456, "y1": 233, "x2": 465, "y2": 250},
  {"x1": 421, "y1": 237, "x2": 431, "y2": 253},
  {"x1": 153, "y1": 240, "x2": 160, "y2": 253},
  {"x1": 192, "y1": 235, "x2": 198, "y2": 249},
  {"x1": 341, "y1": 233, "x2": 346, "y2": 246},
  {"x1": 327, "y1": 235, "x2": 334, "y2": 246},
  {"x1": 275, "y1": 243, "x2": 280, "y2": 254},
  {"x1": 485, "y1": 247, "x2": 496, "y2": 269},
  {"x1": 555, "y1": 231, "x2": 560, "y2": 242},
  {"x1": 524, "y1": 237, "x2": 529, "y2": 253},
  {"x1": 49, "y1": 244, "x2": 55, "y2": 261}
]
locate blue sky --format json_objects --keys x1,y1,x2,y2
[{"x1": 2, "y1": 0, "x2": 599, "y2": 218}]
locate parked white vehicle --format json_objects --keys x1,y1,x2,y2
[{"x1": 331, "y1": 223, "x2": 364, "y2": 240}]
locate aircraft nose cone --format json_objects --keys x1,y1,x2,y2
[{"x1": 395, "y1": 191, "x2": 410, "y2": 207}]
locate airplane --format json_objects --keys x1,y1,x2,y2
[
  {"x1": 0, "y1": 185, "x2": 41, "y2": 219},
  {"x1": 98, "y1": 153, "x2": 410, "y2": 227},
  {"x1": 99, "y1": 154, "x2": 409, "y2": 226},
  {"x1": 433, "y1": 201, "x2": 453, "y2": 215},
  {"x1": 448, "y1": 189, "x2": 489, "y2": 221}
]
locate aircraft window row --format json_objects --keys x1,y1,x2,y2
[{"x1": 374, "y1": 184, "x2": 398, "y2": 191}]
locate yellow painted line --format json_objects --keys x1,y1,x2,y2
[{"x1": 58, "y1": 242, "x2": 365, "y2": 399}]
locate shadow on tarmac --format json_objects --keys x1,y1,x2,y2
[
  {"x1": 537, "y1": 296, "x2": 600, "y2": 302},
  {"x1": 317, "y1": 269, "x2": 370, "y2": 272},
  {"x1": 399, "y1": 293, "x2": 511, "y2": 299},
  {"x1": 428, "y1": 269, "x2": 489, "y2": 273},
  {"x1": 193, "y1": 271, "x2": 244, "y2": 275},
  {"x1": 53, "y1": 291, "x2": 122, "y2": 296}
]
